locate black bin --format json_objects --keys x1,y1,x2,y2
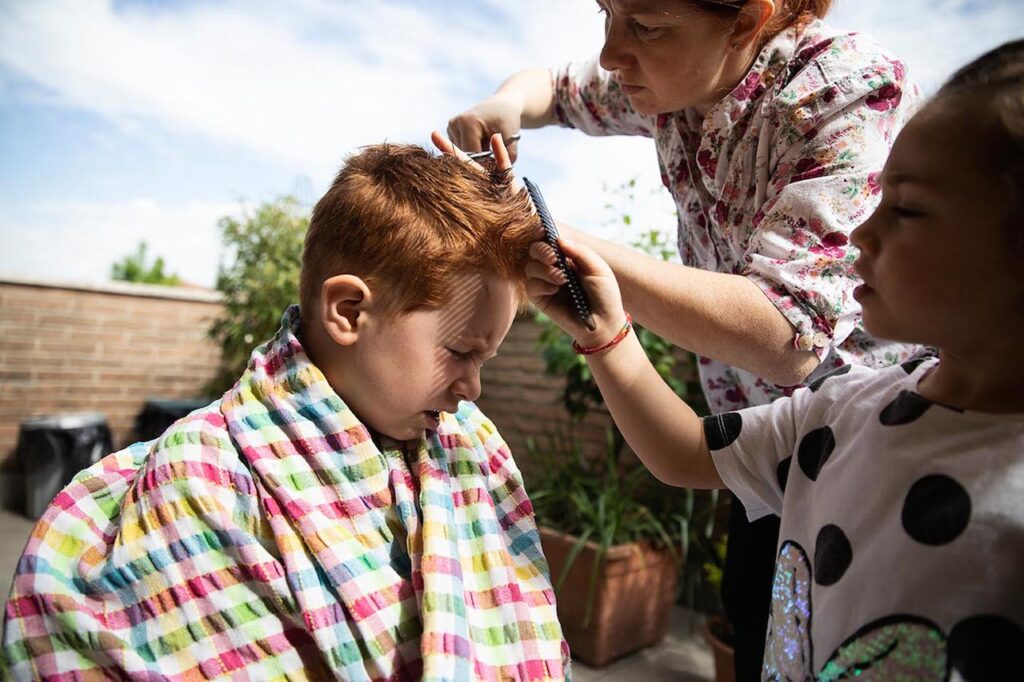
[
  {"x1": 16, "y1": 413, "x2": 113, "y2": 519},
  {"x1": 134, "y1": 398, "x2": 209, "y2": 443}
]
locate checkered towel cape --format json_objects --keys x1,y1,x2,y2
[{"x1": 3, "y1": 306, "x2": 569, "y2": 680}]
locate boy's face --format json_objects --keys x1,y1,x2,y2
[
  {"x1": 850, "y1": 100, "x2": 1022, "y2": 350},
  {"x1": 332, "y1": 272, "x2": 518, "y2": 441}
]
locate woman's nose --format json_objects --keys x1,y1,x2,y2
[{"x1": 599, "y1": 17, "x2": 631, "y2": 72}]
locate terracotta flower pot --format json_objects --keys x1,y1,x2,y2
[
  {"x1": 539, "y1": 526, "x2": 679, "y2": 668},
  {"x1": 701, "y1": 614, "x2": 736, "y2": 682}
]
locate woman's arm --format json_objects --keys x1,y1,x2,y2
[
  {"x1": 566, "y1": 226, "x2": 820, "y2": 387},
  {"x1": 447, "y1": 68, "x2": 556, "y2": 155}
]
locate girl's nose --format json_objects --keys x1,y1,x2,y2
[{"x1": 850, "y1": 210, "x2": 878, "y2": 255}]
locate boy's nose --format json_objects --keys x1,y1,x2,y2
[{"x1": 452, "y1": 368, "x2": 482, "y2": 404}]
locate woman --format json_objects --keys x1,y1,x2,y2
[{"x1": 447, "y1": 0, "x2": 920, "y2": 675}]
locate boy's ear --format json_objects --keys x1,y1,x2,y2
[
  {"x1": 320, "y1": 274, "x2": 372, "y2": 347},
  {"x1": 730, "y1": 0, "x2": 775, "y2": 50}
]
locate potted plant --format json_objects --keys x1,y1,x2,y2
[
  {"x1": 526, "y1": 428, "x2": 682, "y2": 667},
  {"x1": 699, "y1": 535, "x2": 736, "y2": 682}
]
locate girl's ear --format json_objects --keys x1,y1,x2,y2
[
  {"x1": 730, "y1": 0, "x2": 775, "y2": 50},
  {"x1": 320, "y1": 274, "x2": 372, "y2": 346}
]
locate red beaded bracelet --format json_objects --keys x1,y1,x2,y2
[{"x1": 572, "y1": 313, "x2": 633, "y2": 356}]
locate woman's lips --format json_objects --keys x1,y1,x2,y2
[{"x1": 619, "y1": 83, "x2": 645, "y2": 96}]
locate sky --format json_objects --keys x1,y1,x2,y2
[{"x1": 1, "y1": 0, "x2": 1021, "y2": 288}]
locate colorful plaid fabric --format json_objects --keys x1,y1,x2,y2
[{"x1": 3, "y1": 306, "x2": 569, "y2": 680}]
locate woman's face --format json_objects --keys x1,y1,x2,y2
[{"x1": 597, "y1": 0, "x2": 739, "y2": 115}]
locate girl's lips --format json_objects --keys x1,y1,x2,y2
[{"x1": 853, "y1": 283, "x2": 874, "y2": 300}]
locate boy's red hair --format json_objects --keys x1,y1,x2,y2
[{"x1": 300, "y1": 144, "x2": 537, "y2": 321}]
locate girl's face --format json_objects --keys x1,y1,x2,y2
[
  {"x1": 597, "y1": 0, "x2": 740, "y2": 115},
  {"x1": 850, "y1": 101, "x2": 1023, "y2": 352}
]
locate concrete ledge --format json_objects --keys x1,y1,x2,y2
[{"x1": 0, "y1": 274, "x2": 222, "y2": 303}]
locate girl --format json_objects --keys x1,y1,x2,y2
[
  {"x1": 448, "y1": 2, "x2": 919, "y2": 670},
  {"x1": 525, "y1": 39, "x2": 1024, "y2": 679}
]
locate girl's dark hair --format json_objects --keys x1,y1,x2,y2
[
  {"x1": 938, "y1": 39, "x2": 1024, "y2": 253},
  {"x1": 694, "y1": 1, "x2": 833, "y2": 44}
]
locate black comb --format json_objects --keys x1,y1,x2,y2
[{"x1": 522, "y1": 177, "x2": 596, "y2": 331}]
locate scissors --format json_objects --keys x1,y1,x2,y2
[{"x1": 466, "y1": 133, "x2": 521, "y2": 160}]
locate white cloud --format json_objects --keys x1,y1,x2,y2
[
  {"x1": 0, "y1": 0, "x2": 1019, "y2": 287},
  {"x1": 0, "y1": 0, "x2": 609, "y2": 176},
  {"x1": 830, "y1": 0, "x2": 1022, "y2": 94},
  {"x1": 0, "y1": 199, "x2": 235, "y2": 287}
]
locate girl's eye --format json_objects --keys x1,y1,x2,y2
[{"x1": 892, "y1": 205, "x2": 925, "y2": 219}]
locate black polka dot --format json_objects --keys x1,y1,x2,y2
[
  {"x1": 901, "y1": 474, "x2": 971, "y2": 545},
  {"x1": 704, "y1": 412, "x2": 742, "y2": 451},
  {"x1": 797, "y1": 426, "x2": 835, "y2": 481},
  {"x1": 809, "y1": 364, "x2": 852, "y2": 392},
  {"x1": 814, "y1": 524, "x2": 852, "y2": 586},
  {"x1": 879, "y1": 390, "x2": 932, "y2": 426},
  {"x1": 948, "y1": 614, "x2": 1024, "y2": 680},
  {"x1": 776, "y1": 456, "x2": 792, "y2": 493}
]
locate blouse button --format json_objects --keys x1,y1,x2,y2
[
  {"x1": 796, "y1": 334, "x2": 815, "y2": 352},
  {"x1": 813, "y1": 332, "x2": 830, "y2": 348}
]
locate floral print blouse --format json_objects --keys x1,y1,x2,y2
[{"x1": 553, "y1": 20, "x2": 922, "y2": 414}]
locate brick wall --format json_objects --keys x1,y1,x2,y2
[
  {"x1": 0, "y1": 275, "x2": 697, "y2": 501},
  {"x1": 0, "y1": 278, "x2": 224, "y2": 478}
]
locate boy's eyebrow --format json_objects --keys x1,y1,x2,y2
[{"x1": 455, "y1": 336, "x2": 499, "y2": 359}]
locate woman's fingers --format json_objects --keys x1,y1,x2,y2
[
  {"x1": 489, "y1": 133, "x2": 512, "y2": 171},
  {"x1": 431, "y1": 130, "x2": 487, "y2": 172},
  {"x1": 447, "y1": 117, "x2": 486, "y2": 153}
]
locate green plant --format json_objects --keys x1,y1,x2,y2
[
  {"x1": 205, "y1": 196, "x2": 309, "y2": 395},
  {"x1": 527, "y1": 428, "x2": 677, "y2": 626},
  {"x1": 110, "y1": 241, "x2": 182, "y2": 286}
]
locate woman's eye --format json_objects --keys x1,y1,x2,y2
[
  {"x1": 447, "y1": 348, "x2": 472, "y2": 361},
  {"x1": 630, "y1": 19, "x2": 662, "y2": 40}
]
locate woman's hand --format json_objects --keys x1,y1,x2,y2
[
  {"x1": 526, "y1": 230, "x2": 627, "y2": 349},
  {"x1": 446, "y1": 94, "x2": 523, "y2": 162},
  {"x1": 430, "y1": 129, "x2": 513, "y2": 172}
]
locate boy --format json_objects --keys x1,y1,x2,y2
[{"x1": 3, "y1": 144, "x2": 569, "y2": 680}]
